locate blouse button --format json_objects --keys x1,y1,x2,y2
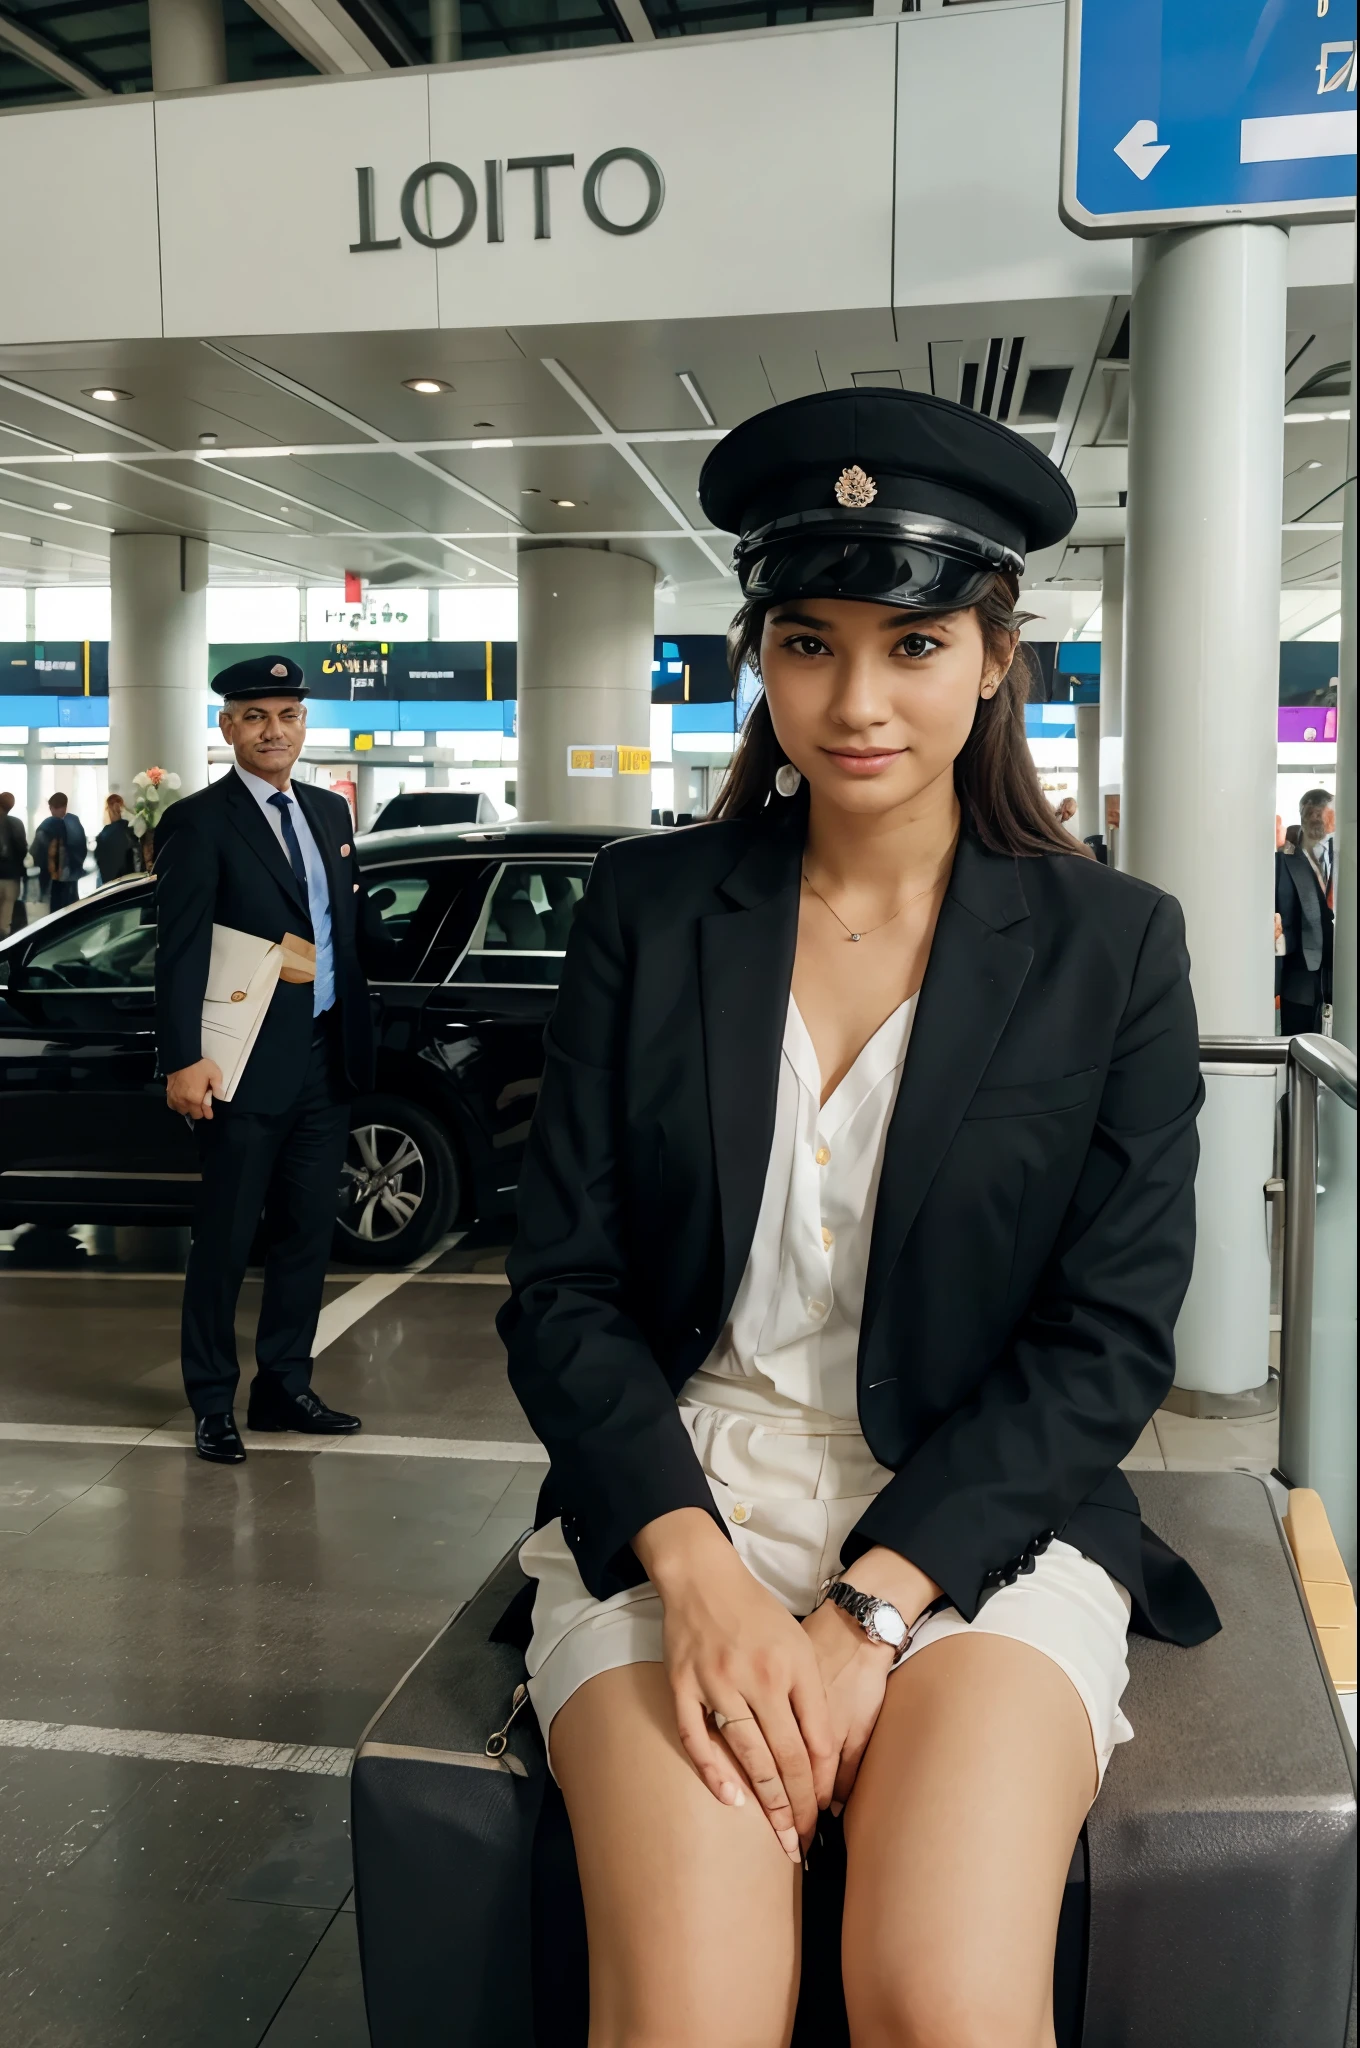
[
  {"x1": 730, "y1": 1503, "x2": 751, "y2": 1525},
  {"x1": 814, "y1": 1145, "x2": 830, "y2": 1167},
  {"x1": 821, "y1": 1226, "x2": 834, "y2": 1250},
  {"x1": 807, "y1": 1297, "x2": 826, "y2": 1317}
]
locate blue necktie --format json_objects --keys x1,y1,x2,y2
[{"x1": 268, "y1": 791, "x2": 310, "y2": 905}]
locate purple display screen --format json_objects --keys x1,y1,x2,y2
[{"x1": 1278, "y1": 706, "x2": 1337, "y2": 744}]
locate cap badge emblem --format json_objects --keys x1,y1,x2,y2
[
  {"x1": 270, "y1": 662, "x2": 289, "y2": 677},
  {"x1": 834, "y1": 465, "x2": 877, "y2": 509}
]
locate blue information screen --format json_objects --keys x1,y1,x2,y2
[{"x1": 1064, "y1": 0, "x2": 1357, "y2": 231}]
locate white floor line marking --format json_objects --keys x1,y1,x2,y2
[
  {"x1": 0, "y1": 1419, "x2": 548, "y2": 1463},
  {"x1": 309, "y1": 1234, "x2": 461, "y2": 1355},
  {"x1": 0, "y1": 1717, "x2": 351, "y2": 1776},
  {"x1": 406, "y1": 1272, "x2": 508, "y2": 1285}
]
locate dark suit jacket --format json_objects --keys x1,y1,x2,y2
[
  {"x1": 499, "y1": 808, "x2": 1220, "y2": 1649},
  {"x1": 1275, "y1": 845, "x2": 1332, "y2": 1005},
  {"x1": 154, "y1": 770, "x2": 374, "y2": 1115}
]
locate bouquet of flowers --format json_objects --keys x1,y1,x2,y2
[{"x1": 129, "y1": 766, "x2": 182, "y2": 869}]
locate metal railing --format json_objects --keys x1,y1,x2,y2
[{"x1": 1198, "y1": 1031, "x2": 1358, "y2": 1479}]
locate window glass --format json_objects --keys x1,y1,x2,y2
[
  {"x1": 451, "y1": 861, "x2": 592, "y2": 985},
  {"x1": 356, "y1": 864, "x2": 454, "y2": 983},
  {"x1": 25, "y1": 894, "x2": 157, "y2": 989}
]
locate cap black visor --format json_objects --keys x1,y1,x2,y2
[{"x1": 738, "y1": 537, "x2": 998, "y2": 613}]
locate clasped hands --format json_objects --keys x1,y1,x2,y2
[{"x1": 634, "y1": 1507, "x2": 941, "y2": 1864}]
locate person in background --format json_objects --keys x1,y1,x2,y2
[
  {"x1": 1053, "y1": 795, "x2": 1078, "y2": 832},
  {"x1": 1275, "y1": 788, "x2": 1334, "y2": 1035},
  {"x1": 95, "y1": 793, "x2": 140, "y2": 885},
  {"x1": 30, "y1": 792, "x2": 87, "y2": 914},
  {"x1": 0, "y1": 791, "x2": 27, "y2": 937}
]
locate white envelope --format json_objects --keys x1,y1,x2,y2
[{"x1": 201, "y1": 925, "x2": 283, "y2": 1103}]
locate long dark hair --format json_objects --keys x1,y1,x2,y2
[{"x1": 710, "y1": 574, "x2": 1090, "y2": 860}]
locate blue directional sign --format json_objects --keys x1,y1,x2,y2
[{"x1": 1061, "y1": 0, "x2": 1358, "y2": 235}]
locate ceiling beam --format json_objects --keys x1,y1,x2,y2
[
  {"x1": 541, "y1": 357, "x2": 733, "y2": 578},
  {"x1": 608, "y1": 0, "x2": 657, "y2": 41},
  {"x1": 242, "y1": 0, "x2": 391, "y2": 74},
  {"x1": 0, "y1": 7, "x2": 109, "y2": 98}
]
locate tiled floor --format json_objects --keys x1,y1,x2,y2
[
  {"x1": 0, "y1": 1221, "x2": 1308, "y2": 2045},
  {"x1": 0, "y1": 1224, "x2": 534, "y2": 2046}
]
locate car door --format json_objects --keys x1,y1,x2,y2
[
  {"x1": 0, "y1": 884, "x2": 198, "y2": 1217},
  {"x1": 419, "y1": 855, "x2": 593, "y2": 1216}
]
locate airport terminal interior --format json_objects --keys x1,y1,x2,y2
[{"x1": 0, "y1": 0, "x2": 1356, "y2": 2043}]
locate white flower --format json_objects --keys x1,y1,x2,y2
[
  {"x1": 165, "y1": 773, "x2": 182, "y2": 789},
  {"x1": 133, "y1": 771, "x2": 150, "y2": 789}
]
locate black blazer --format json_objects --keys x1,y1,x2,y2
[
  {"x1": 499, "y1": 808, "x2": 1221, "y2": 1649},
  {"x1": 1275, "y1": 846, "x2": 1332, "y2": 1004},
  {"x1": 154, "y1": 770, "x2": 374, "y2": 1115}
]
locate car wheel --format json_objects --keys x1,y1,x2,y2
[{"x1": 334, "y1": 1094, "x2": 459, "y2": 1267}]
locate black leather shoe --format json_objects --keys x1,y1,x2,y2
[
  {"x1": 195, "y1": 1412, "x2": 246, "y2": 1464},
  {"x1": 246, "y1": 1386, "x2": 362, "y2": 1435}
]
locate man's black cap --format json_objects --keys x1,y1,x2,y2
[
  {"x1": 699, "y1": 388, "x2": 1077, "y2": 613},
  {"x1": 212, "y1": 654, "x2": 308, "y2": 702}
]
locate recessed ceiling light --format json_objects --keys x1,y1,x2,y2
[
  {"x1": 403, "y1": 377, "x2": 451, "y2": 395},
  {"x1": 1304, "y1": 460, "x2": 1323, "y2": 470},
  {"x1": 472, "y1": 420, "x2": 495, "y2": 430},
  {"x1": 521, "y1": 487, "x2": 541, "y2": 496},
  {"x1": 84, "y1": 387, "x2": 132, "y2": 402},
  {"x1": 52, "y1": 500, "x2": 73, "y2": 511},
  {"x1": 553, "y1": 498, "x2": 578, "y2": 508},
  {"x1": 198, "y1": 431, "x2": 218, "y2": 447}
]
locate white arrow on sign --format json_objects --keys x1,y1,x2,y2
[{"x1": 1114, "y1": 119, "x2": 1170, "y2": 180}]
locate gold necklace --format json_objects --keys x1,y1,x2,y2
[{"x1": 800, "y1": 859, "x2": 951, "y2": 944}]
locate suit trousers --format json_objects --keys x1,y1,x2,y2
[
  {"x1": 181, "y1": 1014, "x2": 351, "y2": 1418},
  {"x1": 1280, "y1": 987, "x2": 1324, "y2": 1036}
]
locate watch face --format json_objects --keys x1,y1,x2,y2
[{"x1": 871, "y1": 1603, "x2": 908, "y2": 1649}]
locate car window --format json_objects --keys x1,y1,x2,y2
[
  {"x1": 357, "y1": 864, "x2": 455, "y2": 983},
  {"x1": 23, "y1": 894, "x2": 157, "y2": 989},
  {"x1": 450, "y1": 861, "x2": 592, "y2": 986}
]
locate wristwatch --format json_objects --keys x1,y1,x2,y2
[{"x1": 818, "y1": 1577, "x2": 910, "y2": 1653}]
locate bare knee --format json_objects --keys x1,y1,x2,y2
[{"x1": 848, "y1": 1974, "x2": 1049, "y2": 2048}]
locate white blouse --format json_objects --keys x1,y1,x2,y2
[{"x1": 696, "y1": 992, "x2": 917, "y2": 1423}]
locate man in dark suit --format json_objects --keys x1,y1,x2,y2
[
  {"x1": 1275, "y1": 786, "x2": 1334, "y2": 1036},
  {"x1": 155, "y1": 656, "x2": 374, "y2": 1464}
]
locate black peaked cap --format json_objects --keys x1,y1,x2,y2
[
  {"x1": 213, "y1": 654, "x2": 308, "y2": 702},
  {"x1": 699, "y1": 388, "x2": 1076, "y2": 562}
]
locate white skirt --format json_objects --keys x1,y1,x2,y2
[{"x1": 521, "y1": 1371, "x2": 1134, "y2": 1785}]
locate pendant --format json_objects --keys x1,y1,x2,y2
[{"x1": 850, "y1": 933, "x2": 861, "y2": 943}]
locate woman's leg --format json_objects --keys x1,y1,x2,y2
[
  {"x1": 551, "y1": 1662, "x2": 801, "y2": 2048},
  {"x1": 840, "y1": 1632, "x2": 1098, "y2": 2048}
]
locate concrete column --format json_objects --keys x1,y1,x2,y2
[
  {"x1": 1123, "y1": 224, "x2": 1288, "y2": 1410},
  {"x1": 1075, "y1": 702, "x2": 1100, "y2": 843},
  {"x1": 24, "y1": 733, "x2": 43, "y2": 843},
  {"x1": 430, "y1": 0, "x2": 462, "y2": 61},
  {"x1": 1098, "y1": 547, "x2": 1124, "y2": 865},
  {"x1": 423, "y1": 735, "x2": 449, "y2": 788},
  {"x1": 108, "y1": 535, "x2": 209, "y2": 806},
  {"x1": 148, "y1": 0, "x2": 227, "y2": 91},
  {"x1": 516, "y1": 547, "x2": 655, "y2": 828},
  {"x1": 354, "y1": 760, "x2": 376, "y2": 832}
]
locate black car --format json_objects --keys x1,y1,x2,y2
[{"x1": 0, "y1": 821, "x2": 643, "y2": 1266}]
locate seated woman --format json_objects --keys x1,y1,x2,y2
[{"x1": 498, "y1": 388, "x2": 1219, "y2": 2048}]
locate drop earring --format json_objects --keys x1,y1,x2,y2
[{"x1": 774, "y1": 763, "x2": 802, "y2": 797}]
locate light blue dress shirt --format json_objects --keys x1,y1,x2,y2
[{"x1": 233, "y1": 765, "x2": 336, "y2": 1018}]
